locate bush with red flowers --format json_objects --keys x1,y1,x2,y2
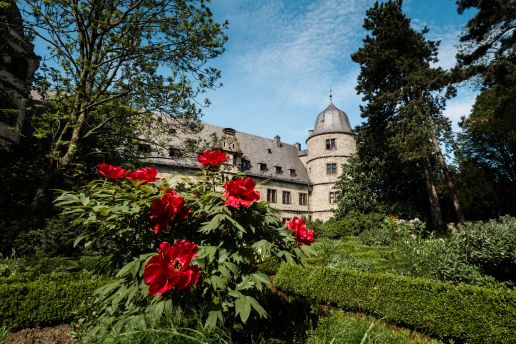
[{"x1": 55, "y1": 150, "x2": 314, "y2": 334}]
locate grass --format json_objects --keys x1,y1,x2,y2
[
  {"x1": 307, "y1": 237, "x2": 402, "y2": 273},
  {"x1": 306, "y1": 310, "x2": 441, "y2": 344}
]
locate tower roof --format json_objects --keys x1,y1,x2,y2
[{"x1": 309, "y1": 102, "x2": 352, "y2": 138}]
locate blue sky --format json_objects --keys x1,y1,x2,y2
[{"x1": 201, "y1": 0, "x2": 479, "y2": 147}]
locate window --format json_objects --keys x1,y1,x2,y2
[
  {"x1": 266, "y1": 148, "x2": 272, "y2": 154},
  {"x1": 275, "y1": 166, "x2": 283, "y2": 174},
  {"x1": 289, "y1": 169, "x2": 296, "y2": 177},
  {"x1": 329, "y1": 192, "x2": 339, "y2": 204},
  {"x1": 299, "y1": 193, "x2": 307, "y2": 206},
  {"x1": 259, "y1": 163, "x2": 267, "y2": 171},
  {"x1": 241, "y1": 159, "x2": 251, "y2": 171},
  {"x1": 326, "y1": 138, "x2": 336, "y2": 150},
  {"x1": 326, "y1": 163, "x2": 337, "y2": 175},
  {"x1": 168, "y1": 147, "x2": 181, "y2": 158},
  {"x1": 267, "y1": 189, "x2": 277, "y2": 203},
  {"x1": 138, "y1": 143, "x2": 151, "y2": 153},
  {"x1": 282, "y1": 191, "x2": 291, "y2": 204}
]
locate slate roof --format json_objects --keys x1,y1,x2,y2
[
  {"x1": 309, "y1": 102, "x2": 352, "y2": 138},
  {"x1": 145, "y1": 122, "x2": 311, "y2": 185}
]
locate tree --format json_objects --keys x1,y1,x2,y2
[
  {"x1": 348, "y1": 0, "x2": 464, "y2": 226},
  {"x1": 456, "y1": 0, "x2": 515, "y2": 87},
  {"x1": 20, "y1": 0, "x2": 227, "y2": 171}
]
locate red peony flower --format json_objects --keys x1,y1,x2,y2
[
  {"x1": 389, "y1": 215, "x2": 396, "y2": 219},
  {"x1": 223, "y1": 177, "x2": 260, "y2": 208},
  {"x1": 126, "y1": 167, "x2": 159, "y2": 184},
  {"x1": 197, "y1": 149, "x2": 229, "y2": 167},
  {"x1": 143, "y1": 240, "x2": 201, "y2": 296},
  {"x1": 286, "y1": 217, "x2": 315, "y2": 245},
  {"x1": 150, "y1": 189, "x2": 191, "y2": 234},
  {"x1": 97, "y1": 163, "x2": 126, "y2": 180}
]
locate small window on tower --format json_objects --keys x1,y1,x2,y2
[
  {"x1": 289, "y1": 169, "x2": 296, "y2": 177},
  {"x1": 259, "y1": 163, "x2": 267, "y2": 171},
  {"x1": 326, "y1": 163, "x2": 337, "y2": 175},
  {"x1": 275, "y1": 166, "x2": 283, "y2": 174},
  {"x1": 326, "y1": 138, "x2": 336, "y2": 150},
  {"x1": 267, "y1": 148, "x2": 272, "y2": 154},
  {"x1": 329, "y1": 192, "x2": 338, "y2": 204}
]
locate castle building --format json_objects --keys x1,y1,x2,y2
[
  {"x1": 150, "y1": 100, "x2": 356, "y2": 221},
  {"x1": 0, "y1": 3, "x2": 40, "y2": 149}
]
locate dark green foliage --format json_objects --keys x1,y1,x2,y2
[
  {"x1": 346, "y1": 0, "x2": 462, "y2": 226},
  {"x1": 275, "y1": 264, "x2": 516, "y2": 343},
  {"x1": 0, "y1": 273, "x2": 110, "y2": 330},
  {"x1": 306, "y1": 310, "x2": 440, "y2": 344},
  {"x1": 319, "y1": 212, "x2": 384, "y2": 239},
  {"x1": 456, "y1": 0, "x2": 516, "y2": 87},
  {"x1": 12, "y1": 216, "x2": 80, "y2": 257}
]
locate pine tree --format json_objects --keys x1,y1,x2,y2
[{"x1": 349, "y1": 0, "x2": 464, "y2": 225}]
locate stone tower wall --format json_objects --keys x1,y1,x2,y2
[{"x1": 306, "y1": 133, "x2": 356, "y2": 221}]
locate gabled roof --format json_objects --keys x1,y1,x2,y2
[{"x1": 146, "y1": 122, "x2": 310, "y2": 185}]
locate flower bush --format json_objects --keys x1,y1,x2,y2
[
  {"x1": 359, "y1": 215, "x2": 425, "y2": 246},
  {"x1": 55, "y1": 150, "x2": 315, "y2": 335}
]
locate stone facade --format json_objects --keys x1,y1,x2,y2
[
  {"x1": 152, "y1": 101, "x2": 355, "y2": 222},
  {"x1": 0, "y1": 3, "x2": 40, "y2": 149}
]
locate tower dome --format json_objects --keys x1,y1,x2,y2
[{"x1": 309, "y1": 102, "x2": 352, "y2": 138}]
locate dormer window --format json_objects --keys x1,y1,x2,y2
[
  {"x1": 266, "y1": 148, "x2": 272, "y2": 154},
  {"x1": 326, "y1": 138, "x2": 336, "y2": 150},
  {"x1": 275, "y1": 166, "x2": 282, "y2": 174},
  {"x1": 241, "y1": 159, "x2": 251, "y2": 171},
  {"x1": 259, "y1": 163, "x2": 267, "y2": 171},
  {"x1": 168, "y1": 147, "x2": 181, "y2": 158},
  {"x1": 138, "y1": 144, "x2": 151, "y2": 153},
  {"x1": 289, "y1": 169, "x2": 296, "y2": 177}
]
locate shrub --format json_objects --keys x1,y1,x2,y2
[
  {"x1": 0, "y1": 273, "x2": 110, "y2": 330},
  {"x1": 307, "y1": 310, "x2": 439, "y2": 344},
  {"x1": 359, "y1": 215, "x2": 425, "y2": 246},
  {"x1": 56, "y1": 155, "x2": 315, "y2": 337},
  {"x1": 456, "y1": 216, "x2": 516, "y2": 283},
  {"x1": 319, "y1": 212, "x2": 385, "y2": 239},
  {"x1": 394, "y1": 216, "x2": 516, "y2": 287},
  {"x1": 275, "y1": 264, "x2": 516, "y2": 343},
  {"x1": 394, "y1": 237, "x2": 502, "y2": 288},
  {"x1": 12, "y1": 216, "x2": 80, "y2": 257}
]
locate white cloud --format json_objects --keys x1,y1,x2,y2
[{"x1": 230, "y1": 0, "x2": 369, "y2": 106}]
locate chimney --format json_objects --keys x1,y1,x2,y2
[
  {"x1": 274, "y1": 135, "x2": 281, "y2": 147},
  {"x1": 294, "y1": 142, "x2": 301, "y2": 150}
]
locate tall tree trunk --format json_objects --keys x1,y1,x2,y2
[
  {"x1": 422, "y1": 156, "x2": 443, "y2": 226},
  {"x1": 431, "y1": 134, "x2": 465, "y2": 223}
]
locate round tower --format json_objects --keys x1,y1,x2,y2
[{"x1": 306, "y1": 101, "x2": 356, "y2": 221}]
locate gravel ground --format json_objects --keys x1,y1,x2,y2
[{"x1": 6, "y1": 325, "x2": 73, "y2": 344}]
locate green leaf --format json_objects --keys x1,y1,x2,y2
[
  {"x1": 247, "y1": 296, "x2": 267, "y2": 319},
  {"x1": 235, "y1": 296, "x2": 251, "y2": 323},
  {"x1": 205, "y1": 310, "x2": 223, "y2": 330},
  {"x1": 117, "y1": 259, "x2": 141, "y2": 278}
]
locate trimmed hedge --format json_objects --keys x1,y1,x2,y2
[
  {"x1": 0, "y1": 273, "x2": 110, "y2": 330},
  {"x1": 275, "y1": 264, "x2": 516, "y2": 343}
]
